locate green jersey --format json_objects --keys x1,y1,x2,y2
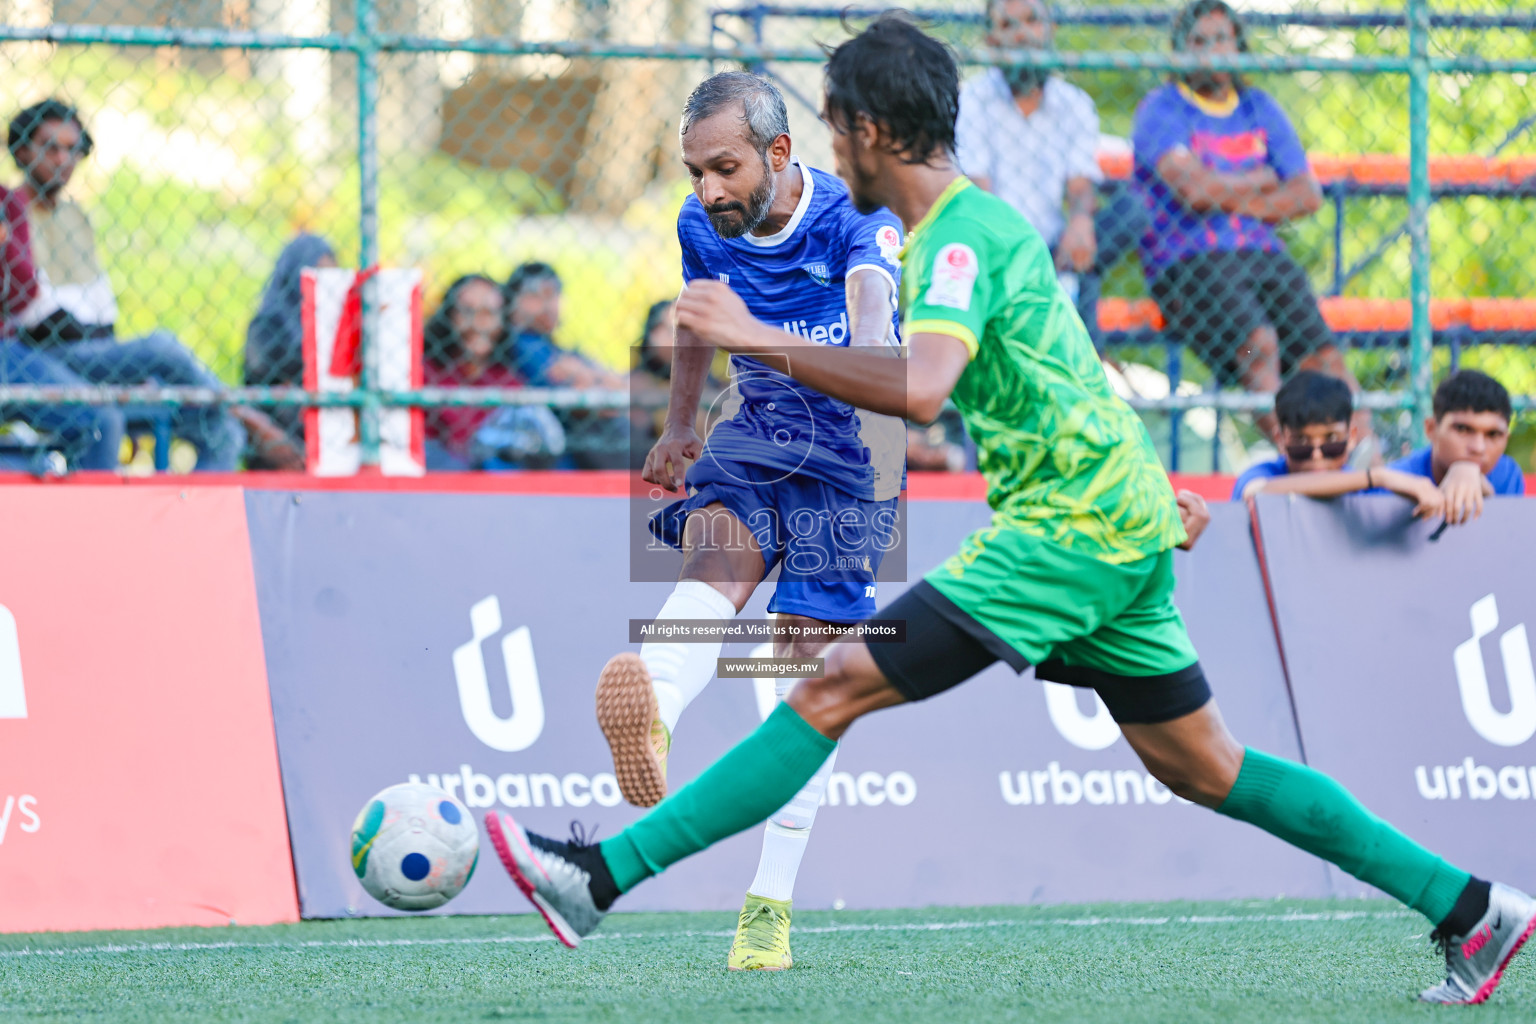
[{"x1": 900, "y1": 177, "x2": 1185, "y2": 564}]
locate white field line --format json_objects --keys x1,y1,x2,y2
[{"x1": 0, "y1": 909, "x2": 1415, "y2": 960}]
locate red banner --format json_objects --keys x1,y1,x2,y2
[{"x1": 0, "y1": 487, "x2": 297, "y2": 932}]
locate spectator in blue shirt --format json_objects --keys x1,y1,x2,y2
[
  {"x1": 1388, "y1": 370, "x2": 1525, "y2": 523},
  {"x1": 1132, "y1": 0, "x2": 1364, "y2": 444},
  {"x1": 1234, "y1": 370, "x2": 1443, "y2": 517},
  {"x1": 504, "y1": 262, "x2": 623, "y2": 390},
  {"x1": 504, "y1": 261, "x2": 628, "y2": 468}
]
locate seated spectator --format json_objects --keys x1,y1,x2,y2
[
  {"x1": 1388, "y1": 369, "x2": 1524, "y2": 521},
  {"x1": 1234, "y1": 370, "x2": 1443, "y2": 515},
  {"x1": 505, "y1": 262, "x2": 625, "y2": 390},
  {"x1": 506, "y1": 261, "x2": 628, "y2": 468},
  {"x1": 421, "y1": 274, "x2": 527, "y2": 470},
  {"x1": 956, "y1": 0, "x2": 1148, "y2": 347},
  {"x1": 1132, "y1": 1, "x2": 1364, "y2": 442},
  {"x1": 0, "y1": 181, "x2": 122, "y2": 469},
  {"x1": 244, "y1": 233, "x2": 335, "y2": 467},
  {"x1": 9, "y1": 98, "x2": 300, "y2": 470}
]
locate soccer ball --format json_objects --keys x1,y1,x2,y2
[{"x1": 350, "y1": 782, "x2": 480, "y2": 910}]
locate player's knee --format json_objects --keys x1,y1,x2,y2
[
  {"x1": 786, "y1": 646, "x2": 880, "y2": 738},
  {"x1": 674, "y1": 551, "x2": 753, "y2": 610}
]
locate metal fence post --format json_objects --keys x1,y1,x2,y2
[
  {"x1": 1407, "y1": 0, "x2": 1433, "y2": 425},
  {"x1": 357, "y1": 0, "x2": 382, "y2": 466}
]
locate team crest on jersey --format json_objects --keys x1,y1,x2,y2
[
  {"x1": 802, "y1": 262, "x2": 831, "y2": 287},
  {"x1": 876, "y1": 225, "x2": 902, "y2": 267},
  {"x1": 925, "y1": 243, "x2": 979, "y2": 311}
]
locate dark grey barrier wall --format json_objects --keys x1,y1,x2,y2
[
  {"x1": 247, "y1": 492, "x2": 1327, "y2": 918},
  {"x1": 1254, "y1": 494, "x2": 1536, "y2": 898}
]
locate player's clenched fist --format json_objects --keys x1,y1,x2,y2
[
  {"x1": 1175, "y1": 490, "x2": 1209, "y2": 551},
  {"x1": 674, "y1": 280, "x2": 760, "y2": 351},
  {"x1": 643, "y1": 426, "x2": 704, "y2": 493}
]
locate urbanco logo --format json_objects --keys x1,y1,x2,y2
[
  {"x1": 1453, "y1": 594, "x2": 1536, "y2": 747},
  {"x1": 1043, "y1": 681, "x2": 1120, "y2": 751},
  {"x1": 0, "y1": 603, "x2": 25, "y2": 719},
  {"x1": 453, "y1": 596, "x2": 545, "y2": 752}
]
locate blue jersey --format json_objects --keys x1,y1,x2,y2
[{"x1": 679, "y1": 161, "x2": 905, "y2": 499}]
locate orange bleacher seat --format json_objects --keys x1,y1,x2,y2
[
  {"x1": 1096, "y1": 297, "x2": 1536, "y2": 334},
  {"x1": 1096, "y1": 152, "x2": 1536, "y2": 188}
]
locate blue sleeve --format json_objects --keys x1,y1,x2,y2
[
  {"x1": 678, "y1": 207, "x2": 709, "y2": 284},
  {"x1": 511, "y1": 333, "x2": 560, "y2": 386},
  {"x1": 1231, "y1": 456, "x2": 1288, "y2": 499},
  {"x1": 1254, "y1": 91, "x2": 1310, "y2": 181},
  {"x1": 1133, "y1": 88, "x2": 1190, "y2": 174},
  {"x1": 841, "y1": 206, "x2": 904, "y2": 287},
  {"x1": 1388, "y1": 447, "x2": 1434, "y2": 480},
  {"x1": 1491, "y1": 456, "x2": 1527, "y2": 495}
]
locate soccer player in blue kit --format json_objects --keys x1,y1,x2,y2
[{"x1": 593, "y1": 71, "x2": 906, "y2": 970}]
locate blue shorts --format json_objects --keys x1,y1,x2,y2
[{"x1": 649, "y1": 453, "x2": 899, "y2": 623}]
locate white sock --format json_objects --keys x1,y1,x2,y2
[
  {"x1": 642, "y1": 579, "x2": 738, "y2": 734},
  {"x1": 748, "y1": 745, "x2": 838, "y2": 902}
]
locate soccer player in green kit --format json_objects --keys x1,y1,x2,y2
[{"x1": 487, "y1": 15, "x2": 1534, "y2": 1004}]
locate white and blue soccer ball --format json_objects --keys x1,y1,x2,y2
[{"x1": 350, "y1": 782, "x2": 480, "y2": 910}]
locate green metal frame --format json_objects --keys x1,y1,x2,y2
[{"x1": 4, "y1": 2, "x2": 1529, "y2": 467}]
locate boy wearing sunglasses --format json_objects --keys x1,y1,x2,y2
[{"x1": 1233, "y1": 370, "x2": 1445, "y2": 519}]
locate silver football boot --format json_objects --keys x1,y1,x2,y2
[
  {"x1": 485, "y1": 811, "x2": 608, "y2": 948},
  {"x1": 1419, "y1": 882, "x2": 1536, "y2": 1005}
]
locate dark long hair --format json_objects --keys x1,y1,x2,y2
[
  {"x1": 823, "y1": 13, "x2": 959, "y2": 165},
  {"x1": 424, "y1": 274, "x2": 511, "y2": 366}
]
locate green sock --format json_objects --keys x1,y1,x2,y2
[
  {"x1": 600, "y1": 702, "x2": 836, "y2": 893},
  {"x1": 1218, "y1": 748, "x2": 1469, "y2": 925}
]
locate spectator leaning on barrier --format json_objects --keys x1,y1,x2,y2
[
  {"x1": 505, "y1": 261, "x2": 623, "y2": 390},
  {"x1": 8, "y1": 98, "x2": 301, "y2": 470},
  {"x1": 243, "y1": 233, "x2": 336, "y2": 468},
  {"x1": 1232, "y1": 370, "x2": 1444, "y2": 516},
  {"x1": 0, "y1": 181, "x2": 123, "y2": 469},
  {"x1": 1132, "y1": 1, "x2": 1365, "y2": 443},
  {"x1": 956, "y1": 0, "x2": 1149, "y2": 349},
  {"x1": 422, "y1": 274, "x2": 526, "y2": 470},
  {"x1": 1388, "y1": 369, "x2": 1525, "y2": 510},
  {"x1": 506, "y1": 260, "x2": 628, "y2": 468}
]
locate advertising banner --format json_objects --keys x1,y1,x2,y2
[
  {"x1": 0, "y1": 487, "x2": 298, "y2": 933},
  {"x1": 1254, "y1": 494, "x2": 1536, "y2": 896},
  {"x1": 249, "y1": 491, "x2": 1326, "y2": 918}
]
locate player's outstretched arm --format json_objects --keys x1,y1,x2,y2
[
  {"x1": 675, "y1": 280, "x2": 967, "y2": 421},
  {"x1": 1245, "y1": 467, "x2": 1446, "y2": 520}
]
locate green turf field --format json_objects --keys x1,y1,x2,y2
[{"x1": 2, "y1": 899, "x2": 1531, "y2": 1023}]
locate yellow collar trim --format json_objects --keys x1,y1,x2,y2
[
  {"x1": 908, "y1": 176, "x2": 972, "y2": 245},
  {"x1": 1177, "y1": 81, "x2": 1239, "y2": 117}
]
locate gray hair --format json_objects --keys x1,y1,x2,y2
[{"x1": 680, "y1": 72, "x2": 790, "y2": 154}]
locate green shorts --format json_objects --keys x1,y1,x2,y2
[{"x1": 866, "y1": 524, "x2": 1207, "y2": 723}]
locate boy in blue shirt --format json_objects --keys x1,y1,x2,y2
[
  {"x1": 1389, "y1": 370, "x2": 1525, "y2": 523},
  {"x1": 1233, "y1": 370, "x2": 1443, "y2": 517}
]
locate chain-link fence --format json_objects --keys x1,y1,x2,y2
[{"x1": 0, "y1": 1, "x2": 1531, "y2": 476}]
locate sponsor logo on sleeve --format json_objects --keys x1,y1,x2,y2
[
  {"x1": 876, "y1": 225, "x2": 902, "y2": 267},
  {"x1": 924, "y1": 243, "x2": 979, "y2": 311}
]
